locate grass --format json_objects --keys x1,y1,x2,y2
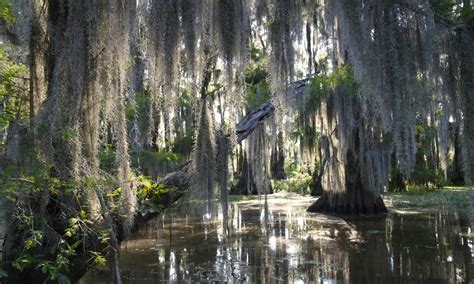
[
  {"x1": 228, "y1": 186, "x2": 473, "y2": 215},
  {"x1": 228, "y1": 195, "x2": 260, "y2": 202},
  {"x1": 382, "y1": 186, "x2": 473, "y2": 214}
]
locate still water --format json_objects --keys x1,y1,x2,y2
[{"x1": 81, "y1": 193, "x2": 473, "y2": 283}]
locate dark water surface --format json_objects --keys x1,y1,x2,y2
[{"x1": 81, "y1": 193, "x2": 473, "y2": 283}]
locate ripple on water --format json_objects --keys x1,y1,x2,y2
[{"x1": 81, "y1": 193, "x2": 473, "y2": 283}]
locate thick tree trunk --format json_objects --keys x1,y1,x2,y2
[
  {"x1": 310, "y1": 140, "x2": 325, "y2": 196},
  {"x1": 310, "y1": 164, "x2": 324, "y2": 196},
  {"x1": 271, "y1": 131, "x2": 286, "y2": 180},
  {"x1": 307, "y1": 133, "x2": 387, "y2": 215},
  {"x1": 308, "y1": 191, "x2": 387, "y2": 215},
  {"x1": 307, "y1": 91, "x2": 388, "y2": 215},
  {"x1": 275, "y1": 131, "x2": 286, "y2": 180},
  {"x1": 450, "y1": 123, "x2": 465, "y2": 185},
  {"x1": 231, "y1": 153, "x2": 258, "y2": 195},
  {"x1": 459, "y1": 19, "x2": 474, "y2": 185},
  {"x1": 28, "y1": 0, "x2": 48, "y2": 125}
]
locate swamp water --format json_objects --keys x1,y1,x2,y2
[{"x1": 81, "y1": 193, "x2": 473, "y2": 283}]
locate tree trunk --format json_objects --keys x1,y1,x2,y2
[
  {"x1": 308, "y1": 128, "x2": 387, "y2": 215},
  {"x1": 271, "y1": 131, "x2": 286, "y2": 180},
  {"x1": 231, "y1": 153, "x2": 258, "y2": 195},
  {"x1": 28, "y1": 0, "x2": 48, "y2": 125},
  {"x1": 459, "y1": 19, "x2": 474, "y2": 185},
  {"x1": 308, "y1": 191, "x2": 387, "y2": 215},
  {"x1": 310, "y1": 159, "x2": 323, "y2": 196},
  {"x1": 450, "y1": 123, "x2": 465, "y2": 185},
  {"x1": 307, "y1": 90, "x2": 388, "y2": 215}
]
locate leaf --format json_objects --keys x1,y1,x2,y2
[
  {"x1": 64, "y1": 229, "x2": 73, "y2": 238},
  {"x1": 79, "y1": 210, "x2": 87, "y2": 219},
  {"x1": 56, "y1": 274, "x2": 71, "y2": 284},
  {"x1": 12, "y1": 255, "x2": 33, "y2": 271},
  {"x1": 68, "y1": 218, "x2": 78, "y2": 226},
  {"x1": 70, "y1": 240, "x2": 82, "y2": 249},
  {"x1": 0, "y1": 268, "x2": 8, "y2": 278}
]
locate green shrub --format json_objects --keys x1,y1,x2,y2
[
  {"x1": 170, "y1": 135, "x2": 193, "y2": 158},
  {"x1": 131, "y1": 150, "x2": 182, "y2": 178},
  {"x1": 272, "y1": 171, "x2": 312, "y2": 195},
  {"x1": 99, "y1": 149, "x2": 183, "y2": 177},
  {"x1": 408, "y1": 164, "x2": 444, "y2": 189}
]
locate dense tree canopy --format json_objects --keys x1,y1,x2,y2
[{"x1": 0, "y1": 0, "x2": 472, "y2": 282}]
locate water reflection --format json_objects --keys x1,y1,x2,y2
[{"x1": 81, "y1": 194, "x2": 473, "y2": 283}]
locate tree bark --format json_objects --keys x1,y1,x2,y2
[
  {"x1": 459, "y1": 19, "x2": 474, "y2": 185},
  {"x1": 307, "y1": 128, "x2": 387, "y2": 215},
  {"x1": 450, "y1": 123, "x2": 465, "y2": 185},
  {"x1": 28, "y1": 0, "x2": 48, "y2": 125},
  {"x1": 307, "y1": 91, "x2": 388, "y2": 215}
]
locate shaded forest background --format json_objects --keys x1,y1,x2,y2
[{"x1": 0, "y1": 0, "x2": 473, "y2": 282}]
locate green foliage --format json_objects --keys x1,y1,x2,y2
[
  {"x1": 0, "y1": 267, "x2": 8, "y2": 278},
  {"x1": 271, "y1": 163, "x2": 312, "y2": 195},
  {"x1": 0, "y1": 47, "x2": 29, "y2": 152},
  {"x1": 308, "y1": 65, "x2": 358, "y2": 106},
  {"x1": 88, "y1": 251, "x2": 107, "y2": 268},
  {"x1": 177, "y1": 88, "x2": 194, "y2": 108},
  {"x1": 136, "y1": 175, "x2": 179, "y2": 216},
  {"x1": 244, "y1": 65, "x2": 271, "y2": 110},
  {"x1": 430, "y1": 0, "x2": 458, "y2": 19},
  {"x1": 383, "y1": 187, "x2": 473, "y2": 214},
  {"x1": 0, "y1": 166, "x2": 119, "y2": 282},
  {"x1": 244, "y1": 46, "x2": 271, "y2": 110},
  {"x1": 408, "y1": 165, "x2": 444, "y2": 189},
  {"x1": 98, "y1": 148, "x2": 115, "y2": 170},
  {"x1": 131, "y1": 150, "x2": 182, "y2": 175},
  {"x1": 9, "y1": 211, "x2": 82, "y2": 283},
  {"x1": 388, "y1": 167, "x2": 406, "y2": 192},
  {"x1": 227, "y1": 194, "x2": 259, "y2": 202},
  {"x1": 294, "y1": 65, "x2": 357, "y2": 148},
  {"x1": 34, "y1": 238, "x2": 78, "y2": 283},
  {"x1": 402, "y1": 123, "x2": 445, "y2": 189},
  {"x1": 125, "y1": 91, "x2": 150, "y2": 120},
  {"x1": 250, "y1": 45, "x2": 264, "y2": 62},
  {"x1": 430, "y1": 0, "x2": 474, "y2": 20},
  {"x1": 390, "y1": 164, "x2": 444, "y2": 192},
  {"x1": 64, "y1": 213, "x2": 93, "y2": 238},
  {"x1": 1, "y1": 166, "x2": 66, "y2": 202},
  {"x1": 107, "y1": 187, "x2": 121, "y2": 198},
  {"x1": 170, "y1": 135, "x2": 193, "y2": 157},
  {"x1": 99, "y1": 148, "x2": 183, "y2": 176},
  {"x1": 0, "y1": 0, "x2": 15, "y2": 27}
]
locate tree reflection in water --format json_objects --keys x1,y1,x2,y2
[{"x1": 81, "y1": 194, "x2": 473, "y2": 283}]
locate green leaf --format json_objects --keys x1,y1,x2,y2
[
  {"x1": 56, "y1": 274, "x2": 72, "y2": 284},
  {"x1": 0, "y1": 268, "x2": 8, "y2": 278}
]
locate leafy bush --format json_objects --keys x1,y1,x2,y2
[
  {"x1": 131, "y1": 150, "x2": 182, "y2": 177},
  {"x1": 170, "y1": 135, "x2": 193, "y2": 158},
  {"x1": 99, "y1": 149, "x2": 182, "y2": 177},
  {"x1": 0, "y1": 168, "x2": 111, "y2": 283},
  {"x1": 136, "y1": 176, "x2": 180, "y2": 216},
  {"x1": 408, "y1": 164, "x2": 444, "y2": 190},
  {"x1": 272, "y1": 171, "x2": 312, "y2": 195},
  {"x1": 0, "y1": 48, "x2": 29, "y2": 152}
]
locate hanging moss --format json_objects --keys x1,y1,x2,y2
[{"x1": 191, "y1": 98, "x2": 216, "y2": 203}]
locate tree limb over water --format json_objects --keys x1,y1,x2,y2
[{"x1": 236, "y1": 74, "x2": 315, "y2": 143}]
